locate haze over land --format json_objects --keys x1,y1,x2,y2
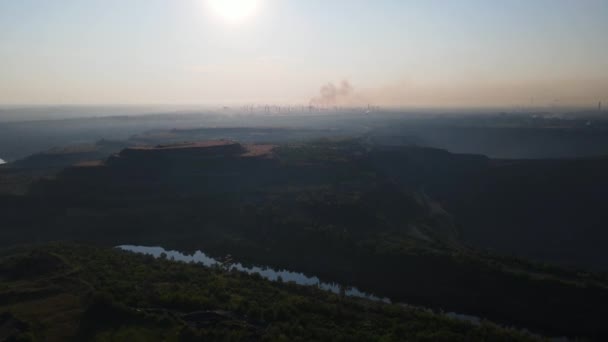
[{"x1": 3, "y1": 1, "x2": 608, "y2": 341}]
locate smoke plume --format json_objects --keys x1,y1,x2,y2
[{"x1": 310, "y1": 80, "x2": 355, "y2": 106}]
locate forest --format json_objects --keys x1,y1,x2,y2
[{"x1": 0, "y1": 244, "x2": 539, "y2": 341}]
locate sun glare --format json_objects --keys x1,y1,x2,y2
[{"x1": 206, "y1": 0, "x2": 260, "y2": 23}]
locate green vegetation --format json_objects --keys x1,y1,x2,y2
[
  {"x1": 0, "y1": 244, "x2": 538, "y2": 341},
  {"x1": 2, "y1": 139, "x2": 608, "y2": 339}
]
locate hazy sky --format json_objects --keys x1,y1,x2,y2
[{"x1": 1, "y1": 0, "x2": 607, "y2": 107}]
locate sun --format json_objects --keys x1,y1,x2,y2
[{"x1": 206, "y1": 0, "x2": 260, "y2": 23}]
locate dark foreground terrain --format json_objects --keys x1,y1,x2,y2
[
  {"x1": 2, "y1": 137, "x2": 608, "y2": 340},
  {"x1": 0, "y1": 244, "x2": 538, "y2": 341}
]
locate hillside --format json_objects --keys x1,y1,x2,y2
[
  {"x1": 2, "y1": 139, "x2": 608, "y2": 339},
  {"x1": 366, "y1": 146, "x2": 608, "y2": 270},
  {"x1": 0, "y1": 244, "x2": 538, "y2": 342}
]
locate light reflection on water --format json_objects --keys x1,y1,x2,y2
[
  {"x1": 118, "y1": 245, "x2": 391, "y2": 303},
  {"x1": 0, "y1": 158, "x2": 5, "y2": 165},
  {"x1": 119, "y1": 245, "x2": 562, "y2": 336}
]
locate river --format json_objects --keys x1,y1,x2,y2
[
  {"x1": 118, "y1": 245, "x2": 566, "y2": 340},
  {"x1": 118, "y1": 245, "x2": 391, "y2": 303}
]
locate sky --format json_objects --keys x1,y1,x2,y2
[{"x1": 1, "y1": 0, "x2": 607, "y2": 108}]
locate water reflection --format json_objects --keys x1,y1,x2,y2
[
  {"x1": 118, "y1": 246, "x2": 558, "y2": 335},
  {"x1": 0, "y1": 158, "x2": 5, "y2": 165},
  {"x1": 118, "y1": 245, "x2": 391, "y2": 303}
]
